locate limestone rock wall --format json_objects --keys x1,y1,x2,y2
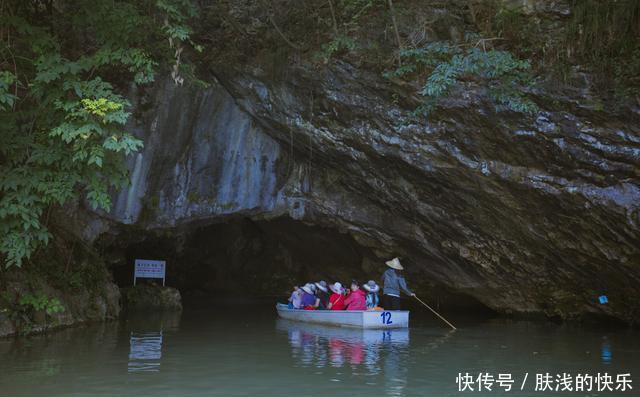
[
  {"x1": 109, "y1": 79, "x2": 307, "y2": 227},
  {"x1": 92, "y1": 0, "x2": 640, "y2": 323},
  {"x1": 95, "y1": 66, "x2": 640, "y2": 323}
]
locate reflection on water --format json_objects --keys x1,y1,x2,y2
[
  {"x1": 128, "y1": 331, "x2": 163, "y2": 372},
  {"x1": 279, "y1": 320, "x2": 409, "y2": 368},
  {"x1": 1, "y1": 301, "x2": 639, "y2": 397},
  {"x1": 277, "y1": 320, "x2": 412, "y2": 396},
  {"x1": 602, "y1": 336, "x2": 612, "y2": 365},
  {"x1": 126, "y1": 311, "x2": 181, "y2": 373}
]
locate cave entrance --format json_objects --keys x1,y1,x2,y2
[
  {"x1": 109, "y1": 217, "x2": 377, "y2": 298},
  {"x1": 105, "y1": 216, "x2": 496, "y2": 314}
]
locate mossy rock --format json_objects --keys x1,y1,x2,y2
[{"x1": 123, "y1": 284, "x2": 182, "y2": 311}]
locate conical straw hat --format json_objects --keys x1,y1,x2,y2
[{"x1": 385, "y1": 257, "x2": 403, "y2": 270}]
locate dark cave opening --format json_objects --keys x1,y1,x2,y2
[
  {"x1": 103, "y1": 216, "x2": 495, "y2": 314},
  {"x1": 108, "y1": 217, "x2": 374, "y2": 297}
]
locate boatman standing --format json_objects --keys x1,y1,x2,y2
[{"x1": 382, "y1": 257, "x2": 415, "y2": 310}]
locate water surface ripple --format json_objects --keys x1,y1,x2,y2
[{"x1": 1, "y1": 301, "x2": 637, "y2": 396}]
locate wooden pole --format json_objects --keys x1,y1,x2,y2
[{"x1": 414, "y1": 295, "x2": 457, "y2": 330}]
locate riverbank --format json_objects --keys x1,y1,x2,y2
[
  {"x1": 0, "y1": 230, "x2": 121, "y2": 338},
  {"x1": 0, "y1": 273, "x2": 186, "y2": 338},
  {"x1": 0, "y1": 266, "x2": 120, "y2": 338}
]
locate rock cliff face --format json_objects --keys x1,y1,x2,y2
[
  {"x1": 93, "y1": 63, "x2": 640, "y2": 323},
  {"x1": 109, "y1": 80, "x2": 295, "y2": 226},
  {"x1": 93, "y1": 1, "x2": 640, "y2": 323}
]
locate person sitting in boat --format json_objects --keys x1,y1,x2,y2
[
  {"x1": 305, "y1": 282, "x2": 325, "y2": 309},
  {"x1": 300, "y1": 283, "x2": 317, "y2": 310},
  {"x1": 314, "y1": 281, "x2": 330, "y2": 309},
  {"x1": 382, "y1": 257, "x2": 415, "y2": 310},
  {"x1": 363, "y1": 280, "x2": 380, "y2": 309},
  {"x1": 344, "y1": 280, "x2": 367, "y2": 311},
  {"x1": 327, "y1": 282, "x2": 346, "y2": 310},
  {"x1": 288, "y1": 285, "x2": 303, "y2": 309}
]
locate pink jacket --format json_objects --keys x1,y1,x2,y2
[{"x1": 344, "y1": 289, "x2": 366, "y2": 310}]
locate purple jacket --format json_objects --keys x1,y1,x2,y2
[{"x1": 300, "y1": 292, "x2": 316, "y2": 307}]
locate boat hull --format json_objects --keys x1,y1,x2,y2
[{"x1": 276, "y1": 303, "x2": 409, "y2": 329}]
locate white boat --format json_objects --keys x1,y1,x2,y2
[{"x1": 275, "y1": 303, "x2": 409, "y2": 329}]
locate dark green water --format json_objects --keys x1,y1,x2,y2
[{"x1": 1, "y1": 300, "x2": 638, "y2": 396}]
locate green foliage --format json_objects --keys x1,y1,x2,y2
[
  {"x1": 64, "y1": 261, "x2": 107, "y2": 291},
  {"x1": 316, "y1": 35, "x2": 358, "y2": 63},
  {"x1": 313, "y1": 0, "x2": 387, "y2": 64},
  {"x1": 387, "y1": 40, "x2": 538, "y2": 117},
  {"x1": 19, "y1": 293, "x2": 65, "y2": 316},
  {"x1": 0, "y1": 1, "x2": 200, "y2": 268},
  {"x1": 157, "y1": 0, "x2": 203, "y2": 84},
  {"x1": 0, "y1": 291, "x2": 65, "y2": 334},
  {"x1": 157, "y1": 0, "x2": 199, "y2": 45},
  {"x1": 0, "y1": 71, "x2": 18, "y2": 110}
]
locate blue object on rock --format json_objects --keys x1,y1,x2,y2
[{"x1": 598, "y1": 295, "x2": 609, "y2": 305}]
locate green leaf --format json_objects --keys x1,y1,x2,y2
[
  {"x1": 0, "y1": 0, "x2": 202, "y2": 267},
  {"x1": 388, "y1": 40, "x2": 538, "y2": 117}
]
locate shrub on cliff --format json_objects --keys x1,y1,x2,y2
[
  {"x1": 0, "y1": 0, "x2": 200, "y2": 267},
  {"x1": 386, "y1": 38, "x2": 538, "y2": 117}
]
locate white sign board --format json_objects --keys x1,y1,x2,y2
[{"x1": 134, "y1": 259, "x2": 166, "y2": 286}]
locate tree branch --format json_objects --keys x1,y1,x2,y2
[
  {"x1": 262, "y1": 1, "x2": 302, "y2": 50},
  {"x1": 327, "y1": 0, "x2": 340, "y2": 37},
  {"x1": 387, "y1": 0, "x2": 403, "y2": 65}
]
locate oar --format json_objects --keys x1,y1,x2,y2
[{"x1": 413, "y1": 295, "x2": 457, "y2": 330}]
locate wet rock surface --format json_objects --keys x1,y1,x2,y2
[
  {"x1": 89, "y1": 1, "x2": 640, "y2": 323},
  {"x1": 91, "y1": 63, "x2": 640, "y2": 324}
]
